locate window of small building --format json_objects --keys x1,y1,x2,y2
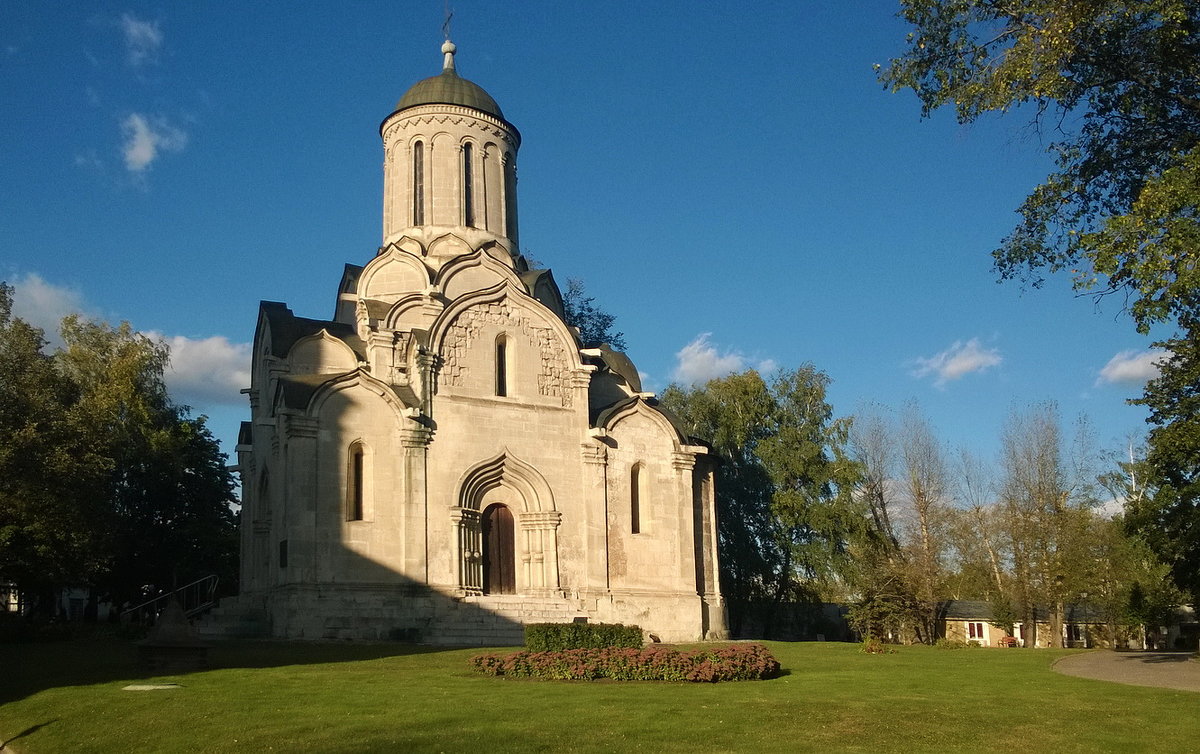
[
  {"x1": 462, "y1": 142, "x2": 475, "y2": 227},
  {"x1": 967, "y1": 621, "x2": 984, "y2": 640},
  {"x1": 413, "y1": 140, "x2": 425, "y2": 225},
  {"x1": 1066, "y1": 624, "x2": 1083, "y2": 643},
  {"x1": 495, "y1": 334, "x2": 509, "y2": 397}
]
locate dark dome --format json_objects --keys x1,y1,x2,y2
[{"x1": 396, "y1": 70, "x2": 504, "y2": 120}]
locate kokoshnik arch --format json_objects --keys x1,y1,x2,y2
[{"x1": 226, "y1": 40, "x2": 728, "y2": 643}]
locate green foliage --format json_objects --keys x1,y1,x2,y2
[
  {"x1": 470, "y1": 643, "x2": 781, "y2": 682},
  {"x1": 523, "y1": 622, "x2": 643, "y2": 652},
  {"x1": 562, "y1": 278, "x2": 626, "y2": 351},
  {"x1": 933, "y1": 638, "x2": 981, "y2": 650},
  {"x1": 859, "y1": 637, "x2": 895, "y2": 655},
  {"x1": 0, "y1": 284, "x2": 108, "y2": 602},
  {"x1": 881, "y1": 0, "x2": 1200, "y2": 332},
  {"x1": 1128, "y1": 314, "x2": 1200, "y2": 600},
  {"x1": 848, "y1": 403, "x2": 953, "y2": 644},
  {"x1": 988, "y1": 599, "x2": 1017, "y2": 636},
  {"x1": 660, "y1": 367, "x2": 864, "y2": 636},
  {"x1": 881, "y1": 2, "x2": 1200, "y2": 599},
  {"x1": 0, "y1": 283, "x2": 239, "y2": 612},
  {"x1": 846, "y1": 591, "x2": 917, "y2": 643}
]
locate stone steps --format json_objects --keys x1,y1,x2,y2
[{"x1": 194, "y1": 595, "x2": 271, "y2": 639}]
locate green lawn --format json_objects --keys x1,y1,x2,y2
[{"x1": 1, "y1": 638, "x2": 1195, "y2": 752}]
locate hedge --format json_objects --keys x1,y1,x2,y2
[
  {"x1": 524, "y1": 622, "x2": 643, "y2": 651},
  {"x1": 470, "y1": 643, "x2": 781, "y2": 682}
]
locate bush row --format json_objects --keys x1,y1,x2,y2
[
  {"x1": 934, "y1": 638, "x2": 983, "y2": 649},
  {"x1": 470, "y1": 643, "x2": 781, "y2": 682},
  {"x1": 523, "y1": 622, "x2": 643, "y2": 652}
]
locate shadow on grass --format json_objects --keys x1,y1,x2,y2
[
  {"x1": 0, "y1": 635, "x2": 464, "y2": 706},
  {"x1": 0, "y1": 719, "x2": 58, "y2": 750}
]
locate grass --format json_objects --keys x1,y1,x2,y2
[{"x1": 1, "y1": 638, "x2": 1197, "y2": 753}]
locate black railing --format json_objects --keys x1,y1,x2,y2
[{"x1": 120, "y1": 575, "x2": 220, "y2": 623}]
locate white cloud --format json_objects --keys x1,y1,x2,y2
[
  {"x1": 121, "y1": 113, "x2": 187, "y2": 172},
  {"x1": 7, "y1": 273, "x2": 88, "y2": 347},
  {"x1": 121, "y1": 13, "x2": 162, "y2": 66},
  {"x1": 151, "y1": 333, "x2": 252, "y2": 407},
  {"x1": 671, "y1": 333, "x2": 774, "y2": 385},
  {"x1": 1096, "y1": 348, "x2": 1168, "y2": 386},
  {"x1": 911, "y1": 337, "x2": 1002, "y2": 387},
  {"x1": 6, "y1": 273, "x2": 248, "y2": 407}
]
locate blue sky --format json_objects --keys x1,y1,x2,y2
[{"x1": 1, "y1": 1, "x2": 1164, "y2": 471}]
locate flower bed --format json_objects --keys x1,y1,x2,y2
[{"x1": 470, "y1": 642, "x2": 781, "y2": 682}]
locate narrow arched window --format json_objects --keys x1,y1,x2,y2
[
  {"x1": 495, "y1": 334, "x2": 508, "y2": 397},
  {"x1": 412, "y1": 140, "x2": 425, "y2": 225},
  {"x1": 503, "y1": 154, "x2": 518, "y2": 241},
  {"x1": 631, "y1": 463, "x2": 642, "y2": 534},
  {"x1": 348, "y1": 443, "x2": 365, "y2": 521},
  {"x1": 462, "y1": 142, "x2": 475, "y2": 227}
]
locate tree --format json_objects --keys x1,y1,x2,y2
[
  {"x1": 997, "y1": 404, "x2": 1101, "y2": 647},
  {"x1": 881, "y1": 0, "x2": 1200, "y2": 328},
  {"x1": 882, "y1": 1, "x2": 1200, "y2": 598},
  {"x1": 847, "y1": 404, "x2": 952, "y2": 643},
  {"x1": 57, "y1": 316, "x2": 239, "y2": 609},
  {"x1": 661, "y1": 367, "x2": 864, "y2": 637},
  {"x1": 895, "y1": 404, "x2": 953, "y2": 642},
  {"x1": 0, "y1": 285, "x2": 107, "y2": 612},
  {"x1": 0, "y1": 285, "x2": 238, "y2": 614},
  {"x1": 1128, "y1": 315, "x2": 1200, "y2": 600},
  {"x1": 846, "y1": 407, "x2": 917, "y2": 640},
  {"x1": 562, "y1": 278, "x2": 626, "y2": 351}
]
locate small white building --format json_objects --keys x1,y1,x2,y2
[{"x1": 221, "y1": 41, "x2": 728, "y2": 644}]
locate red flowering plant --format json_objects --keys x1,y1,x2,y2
[{"x1": 469, "y1": 643, "x2": 780, "y2": 683}]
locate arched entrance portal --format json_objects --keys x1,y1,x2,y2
[
  {"x1": 481, "y1": 503, "x2": 515, "y2": 594},
  {"x1": 453, "y1": 452, "x2": 562, "y2": 596}
]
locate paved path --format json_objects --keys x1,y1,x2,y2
[{"x1": 1054, "y1": 650, "x2": 1200, "y2": 693}]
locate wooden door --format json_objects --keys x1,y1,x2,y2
[{"x1": 482, "y1": 504, "x2": 515, "y2": 595}]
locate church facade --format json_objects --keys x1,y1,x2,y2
[{"x1": 232, "y1": 41, "x2": 727, "y2": 643}]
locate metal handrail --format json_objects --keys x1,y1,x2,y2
[{"x1": 120, "y1": 575, "x2": 220, "y2": 621}]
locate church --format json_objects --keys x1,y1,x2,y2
[{"x1": 228, "y1": 40, "x2": 727, "y2": 644}]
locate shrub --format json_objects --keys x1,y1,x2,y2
[
  {"x1": 860, "y1": 637, "x2": 895, "y2": 654},
  {"x1": 524, "y1": 622, "x2": 643, "y2": 651},
  {"x1": 935, "y1": 638, "x2": 969, "y2": 649},
  {"x1": 470, "y1": 642, "x2": 781, "y2": 682}
]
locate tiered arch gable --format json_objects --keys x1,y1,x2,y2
[
  {"x1": 287, "y1": 329, "x2": 359, "y2": 375},
  {"x1": 307, "y1": 369, "x2": 417, "y2": 423},
  {"x1": 429, "y1": 281, "x2": 584, "y2": 403},
  {"x1": 426, "y1": 231, "x2": 473, "y2": 259},
  {"x1": 596, "y1": 397, "x2": 689, "y2": 451},
  {"x1": 434, "y1": 244, "x2": 523, "y2": 302},
  {"x1": 382, "y1": 292, "x2": 442, "y2": 332},
  {"x1": 456, "y1": 449, "x2": 556, "y2": 513},
  {"x1": 357, "y1": 243, "x2": 432, "y2": 302},
  {"x1": 429, "y1": 281, "x2": 580, "y2": 363}
]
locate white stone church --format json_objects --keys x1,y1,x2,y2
[{"x1": 226, "y1": 41, "x2": 727, "y2": 644}]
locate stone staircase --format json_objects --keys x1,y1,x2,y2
[
  {"x1": 420, "y1": 595, "x2": 589, "y2": 646},
  {"x1": 194, "y1": 594, "x2": 271, "y2": 639},
  {"x1": 193, "y1": 592, "x2": 594, "y2": 645}
]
